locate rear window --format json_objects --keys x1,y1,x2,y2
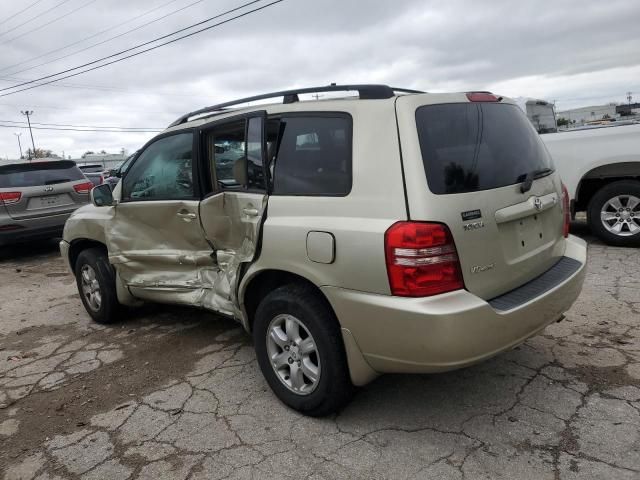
[
  {"x1": 0, "y1": 161, "x2": 85, "y2": 188},
  {"x1": 416, "y1": 103, "x2": 553, "y2": 194}
]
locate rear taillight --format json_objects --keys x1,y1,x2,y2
[
  {"x1": 466, "y1": 92, "x2": 499, "y2": 102},
  {"x1": 73, "y1": 181, "x2": 94, "y2": 194},
  {"x1": 0, "y1": 192, "x2": 22, "y2": 205},
  {"x1": 384, "y1": 222, "x2": 465, "y2": 297},
  {"x1": 97, "y1": 175, "x2": 104, "y2": 185},
  {"x1": 562, "y1": 183, "x2": 570, "y2": 238}
]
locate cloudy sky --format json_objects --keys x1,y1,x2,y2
[{"x1": 0, "y1": 0, "x2": 638, "y2": 159}]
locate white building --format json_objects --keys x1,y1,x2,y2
[
  {"x1": 557, "y1": 104, "x2": 617, "y2": 125},
  {"x1": 74, "y1": 152, "x2": 128, "y2": 169}
]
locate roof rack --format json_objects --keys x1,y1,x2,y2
[{"x1": 167, "y1": 84, "x2": 425, "y2": 127}]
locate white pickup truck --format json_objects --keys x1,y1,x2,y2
[{"x1": 540, "y1": 123, "x2": 640, "y2": 247}]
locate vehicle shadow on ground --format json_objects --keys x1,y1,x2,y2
[
  {"x1": 570, "y1": 218, "x2": 599, "y2": 244},
  {"x1": 0, "y1": 237, "x2": 62, "y2": 263}
]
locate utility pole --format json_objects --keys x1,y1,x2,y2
[
  {"x1": 14, "y1": 132, "x2": 23, "y2": 159},
  {"x1": 627, "y1": 91, "x2": 633, "y2": 106},
  {"x1": 20, "y1": 110, "x2": 36, "y2": 160}
]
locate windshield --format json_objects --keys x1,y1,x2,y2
[
  {"x1": 0, "y1": 161, "x2": 85, "y2": 188},
  {"x1": 416, "y1": 103, "x2": 553, "y2": 194}
]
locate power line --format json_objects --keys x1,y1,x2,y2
[
  {"x1": 1, "y1": 124, "x2": 161, "y2": 133},
  {"x1": 0, "y1": 0, "x2": 183, "y2": 74},
  {"x1": 0, "y1": 0, "x2": 46, "y2": 27},
  {"x1": 0, "y1": 0, "x2": 75, "y2": 39},
  {"x1": 0, "y1": 75, "x2": 202, "y2": 96},
  {"x1": 3, "y1": 0, "x2": 207, "y2": 76},
  {"x1": 1, "y1": 0, "x2": 101, "y2": 45},
  {"x1": 0, "y1": 119, "x2": 163, "y2": 130},
  {"x1": 0, "y1": 101, "x2": 180, "y2": 115},
  {"x1": 0, "y1": 0, "x2": 274, "y2": 96},
  {"x1": 0, "y1": 75, "x2": 204, "y2": 97}
]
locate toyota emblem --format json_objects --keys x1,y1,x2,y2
[{"x1": 533, "y1": 197, "x2": 542, "y2": 210}]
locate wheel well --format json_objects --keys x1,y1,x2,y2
[
  {"x1": 242, "y1": 270, "x2": 332, "y2": 332},
  {"x1": 575, "y1": 167, "x2": 640, "y2": 213},
  {"x1": 68, "y1": 239, "x2": 107, "y2": 274}
]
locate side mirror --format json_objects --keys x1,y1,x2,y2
[{"x1": 90, "y1": 184, "x2": 114, "y2": 207}]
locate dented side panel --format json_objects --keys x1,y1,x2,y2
[
  {"x1": 105, "y1": 199, "x2": 216, "y2": 304},
  {"x1": 198, "y1": 191, "x2": 268, "y2": 317}
]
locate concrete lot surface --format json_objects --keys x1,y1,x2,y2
[{"x1": 1, "y1": 223, "x2": 639, "y2": 479}]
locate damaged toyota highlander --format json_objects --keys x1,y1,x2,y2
[{"x1": 60, "y1": 85, "x2": 587, "y2": 416}]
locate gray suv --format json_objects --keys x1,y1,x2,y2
[
  {"x1": 1, "y1": 160, "x2": 92, "y2": 246},
  {"x1": 60, "y1": 85, "x2": 587, "y2": 415}
]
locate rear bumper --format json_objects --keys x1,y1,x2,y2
[
  {"x1": 322, "y1": 235, "x2": 587, "y2": 378},
  {"x1": 0, "y1": 213, "x2": 70, "y2": 246}
]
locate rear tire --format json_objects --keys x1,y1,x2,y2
[
  {"x1": 74, "y1": 248, "x2": 121, "y2": 324},
  {"x1": 253, "y1": 283, "x2": 354, "y2": 416},
  {"x1": 587, "y1": 180, "x2": 640, "y2": 247}
]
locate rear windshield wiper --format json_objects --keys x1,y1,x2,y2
[{"x1": 520, "y1": 168, "x2": 554, "y2": 193}]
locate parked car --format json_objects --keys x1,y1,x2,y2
[
  {"x1": 105, "y1": 153, "x2": 137, "y2": 188},
  {"x1": 541, "y1": 124, "x2": 640, "y2": 247},
  {"x1": 516, "y1": 100, "x2": 640, "y2": 247},
  {"x1": 60, "y1": 85, "x2": 587, "y2": 415},
  {"x1": 0, "y1": 160, "x2": 92, "y2": 246},
  {"x1": 78, "y1": 164, "x2": 105, "y2": 187}
]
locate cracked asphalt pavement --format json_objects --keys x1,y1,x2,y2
[{"x1": 1, "y1": 221, "x2": 639, "y2": 480}]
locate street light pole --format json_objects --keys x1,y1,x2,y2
[
  {"x1": 20, "y1": 110, "x2": 35, "y2": 160},
  {"x1": 13, "y1": 132, "x2": 23, "y2": 159}
]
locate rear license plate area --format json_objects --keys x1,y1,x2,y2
[
  {"x1": 515, "y1": 213, "x2": 546, "y2": 250},
  {"x1": 28, "y1": 194, "x2": 68, "y2": 209},
  {"x1": 39, "y1": 195, "x2": 62, "y2": 207}
]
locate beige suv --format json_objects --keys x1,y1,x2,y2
[{"x1": 60, "y1": 85, "x2": 587, "y2": 415}]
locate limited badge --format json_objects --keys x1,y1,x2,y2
[{"x1": 461, "y1": 209, "x2": 482, "y2": 221}]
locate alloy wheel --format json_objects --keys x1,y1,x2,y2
[
  {"x1": 600, "y1": 194, "x2": 640, "y2": 237},
  {"x1": 80, "y1": 264, "x2": 102, "y2": 312},
  {"x1": 266, "y1": 314, "x2": 321, "y2": 395}
]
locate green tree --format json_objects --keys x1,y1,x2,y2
[{"x1": 557, "y1": 117, "x2": 569, "y2": 127}]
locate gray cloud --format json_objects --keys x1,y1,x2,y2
[{"x1": 0, "y1": 0, "x2": 638, "y2": 158}]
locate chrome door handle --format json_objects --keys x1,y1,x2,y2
[
  {"x1": 177, "y1": 211, "x2": 197, "y2": 220},
  {"x1": 242, "y1": 207, "x2": 259, "y2": 217}
]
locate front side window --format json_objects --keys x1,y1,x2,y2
[
  {"x1": 271, "y1": 115, "x2": 352, "y2": 196},
  {"x1": 122, "y1": 133, "x2": 194, "y2": 201}
]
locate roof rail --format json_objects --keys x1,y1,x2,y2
[{"x1": 167, "y1": 84, "x2": 425, "y2": 127}]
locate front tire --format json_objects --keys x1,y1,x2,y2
[
  {"x1": 75, "y1": 248, "x2": 121, "y2": 324},
  {"x1": 253, "y1": 284, "x2": 354, "y2": 416},
  {"x1": 587, "y1": 180, "x2": 640, "y2": 247}
]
